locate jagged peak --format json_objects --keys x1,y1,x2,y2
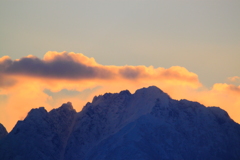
[
  {"x1": 134, "y1": 86, "x2": 163, "y2": 95},
  {"x1": 59, "y1": 102, "x2": 74, "y2": 111},
  {"x1": 86, "y1": 86, "x2": 166, "y2": 110},
  {"x1": 92, "y1": 93, "x2": 112, "y2": 104},
  {"x1": 91, "y1": 90, "x2": 131, "y2": 105},
  {"x1": 26, "y1": 107, "x2": 48, "y2": 119},
  {"x1": 48, "y1": 102, "x2": 77, "y2": 118},
  {"x1": 119, "y1": 89, "x2": 131, "y2": 95}
]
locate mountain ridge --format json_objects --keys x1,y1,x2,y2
[
  {"x1": 0, "y1": 86, "x2": 240, "y2": 160},
  {"x1": 0, "y1": 123, "x2": 8, "y2": 140}
]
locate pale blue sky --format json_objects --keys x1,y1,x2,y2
[{"x1": 1, "y1": 0, "x2": 240, "y2": 87}]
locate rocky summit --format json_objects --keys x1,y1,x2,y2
[{"x1": 0, "y1": 86, "x2": 240, "y2": 160}]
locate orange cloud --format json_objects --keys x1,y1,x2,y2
[
  {"x1": 228, "y1": 76, "x2": 240, "y2": 85},
  {"x1": 212, "y1": 83, "x2": 240, "y2": 93},
  {"x1": 43, "y1": 51, "x2": 98, "y2": 66},
  {"x1": 0, "y1": 51, "x2": 239, "y2": 131}
]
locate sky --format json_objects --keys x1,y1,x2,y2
[{"x1": 0, "y1": 0, "x2": 240, "y2": 131}]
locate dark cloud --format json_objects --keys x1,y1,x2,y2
[
  {"x1": 0, "y1": 55, "x2": 114, "y2": 80},
  {"x1": 119, "y1": 67, "x2": 142, "y2": 79},
  {"x1": 0, "y1": 52, "x2": 201, "y2": 87}
]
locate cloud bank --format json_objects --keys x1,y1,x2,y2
[
  {"x1": 0, "y1": 51, "x2": 200, "y2": 87},
  {"x1": 0, "y1": 51, "x2": 239, "y2": 131}
]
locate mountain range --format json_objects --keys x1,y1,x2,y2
[{"x1": 0, "y1": 86, "x2": 240, "y2": 160}]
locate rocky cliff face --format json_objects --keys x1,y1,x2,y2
[{"x1": 0, "y1": 86, "x2": 240, "y2": 160}]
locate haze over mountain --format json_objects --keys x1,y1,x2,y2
[{"x1": 0, "y1": 86, "x2": 239, "y2": 160}]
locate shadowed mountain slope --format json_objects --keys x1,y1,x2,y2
[
  {"x1": 0, "y1": 123, "x2": 8, "y2": 140},
  {"x1": 0, "y1": 86, "x2": 240, "y2": 160}
]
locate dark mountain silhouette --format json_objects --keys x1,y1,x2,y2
[{"x1": 0, "y1": 86, "x2": 240, "y2": 160}]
